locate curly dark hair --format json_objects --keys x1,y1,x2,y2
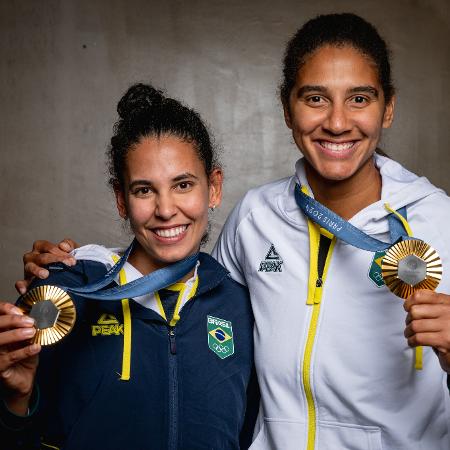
[
  {"x1": 280, "y1": 13, "x2": 395, "y2": 108},
  {"x1": 108, "y1": 83, "x2": 219, "y2": 191}
]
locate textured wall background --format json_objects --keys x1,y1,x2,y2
[{"x1": 0, "y1": 0, "x2": 449, "y2": 299}]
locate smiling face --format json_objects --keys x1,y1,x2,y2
[
  {"x1": 115, "y1": 135, "x2": 222, "y2": 275},
  {"x1": 284, "y1": 45, "x2": 395, "y2": 185}
]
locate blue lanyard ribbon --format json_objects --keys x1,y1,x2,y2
[
  {"x1": 294, "y1": 184, "x2": 408, "y2": 251},
  {"x1": 60, "y1": 239, "x2": 198, "y2": 301}
]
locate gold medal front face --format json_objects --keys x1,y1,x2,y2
[
  {"x1": 382, "y1": 239, "x2": 442, "y2": 299},
  {"x1": 19, "y1": 285, "x2": 76, "y2": 345}
]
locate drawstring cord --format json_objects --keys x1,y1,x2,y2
[{"x1": 384, "y1": 203, "x2": 422, "y2": 370}]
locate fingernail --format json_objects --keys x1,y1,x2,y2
[
  {"x1": 22, "y1": 316, "x2": 35, "y2": 325},
  {"x1": 18, "y1": 287, "x2": 26, "y2": 295},
  {"x1": 38, "y1": 269, "x2": 49, "y2": 278},
  {"x1": 63, "y1": 258, "x2": 76, "y2": 266},
  {"x1": 10, "y1": 306, "x2": 24, "y2": 315},
  {"x1": 22, "y1": 328, "x2": 36, "y2": 337}
]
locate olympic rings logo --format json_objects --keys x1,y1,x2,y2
[{"x1": 212, "y1": 342, "x2": 230, "y2": 353}]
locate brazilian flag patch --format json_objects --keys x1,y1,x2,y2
[
  {"x1": 368, "y1": 251, "x2": 386, "y2": 287},
  {"x1": 207, "y1": 315, "x2": 234, "y2": 359}
]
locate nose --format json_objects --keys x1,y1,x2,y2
[
  {"x1": 155, "y1": 192, "x2": 177, "y2": 220},
  {"x1": 323, "y1": 103, "x2": 351, "y2": 135}
]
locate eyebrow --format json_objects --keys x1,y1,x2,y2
[
  {"x1": 297, "y1": 85, "x2": 379, "y2": 98},
  {"x1": 349, "y1": 86, "x2": 379, "y2": 97},
  {"x1": 173, "y1": 172, "x2": 199, "y2": 182},
  {"x1": 297, "y1": 85, "x2": 326, "y2": 97},
  {"x1": 128, "y1": 172, "x2": 199, "y2": 190}
]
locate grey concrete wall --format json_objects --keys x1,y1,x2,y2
[{"x1": 1, "y1": 0, "x2": 449, "y2": 300}]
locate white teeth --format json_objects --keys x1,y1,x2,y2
[
  {"x1": 155, "y1": 225, "x2": 187, "y2": 238},
  {"x1": 321, "y1": 141, "x2": 354, "y2": 151}
]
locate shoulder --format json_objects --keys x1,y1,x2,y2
[
  {"x1": 234, "y1": 176, "x2": 294, "y2": 219},
  {"x1": 72, "y1": 244, "x2": 121, "y2": 267},
  {"x1": 28, "y1": 260, "x2": 108, "y2": 292},
  {"x1": 197, "y1": 253, "x2": 248, "y2": 294},
  {"x1": 28, "y1": 244, "x2": 115, "y2": 292},
  {"x1": 220, "y1": 176, "x2": 295, "y2": 239}
]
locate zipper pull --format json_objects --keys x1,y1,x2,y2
[
  {"x1": 169, "y1": 328, "x2": 177, "y2": 355},
  {"x1": 316, "y1": 277, "x2": 323, "y2": 287}
]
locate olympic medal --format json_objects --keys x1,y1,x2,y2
[
  {"x1": 19, "y1": 285, "x2": 76, "y2": 345},
  {"x1": 382, "y1": 239, "x2": 442, "y2": 299}
]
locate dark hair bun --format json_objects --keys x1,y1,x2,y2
[
  {"x1": 108, "y1": 82, "x2": 220, "y2": 196},
  {"x1": 117, "y1": 83, "x2": 165, "y2": 119}
]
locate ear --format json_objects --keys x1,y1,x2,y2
[
  {"x1": 283, "y1": 102, "x2": 293, "y2": 129},
  {"x1": 208, "y1": 168, "x2": 223, "y2": 208},
  {"x1": 114, "y1": 186, "x2": 128, "y2": 219},
  {"x1": 382, "y1": 96, "x2": 395, "y2": 129}
]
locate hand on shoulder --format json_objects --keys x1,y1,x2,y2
[{"x1": 15, "y1": 238, "x2": 79, "y2": 295}]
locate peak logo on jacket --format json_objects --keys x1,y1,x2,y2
[
  {"x1": 207, "y1": 315, "x2": 234, "y2": 359},
  {"x1": 258, "y1": 244, "x2": 283, "y2": 272},
  {"x1": 91, "y1": 313, "x2": 124, "y2": 336}
]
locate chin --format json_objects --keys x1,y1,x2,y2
[
  {"x1": 313, "y1": 163, "x2": 359, "y2": 182},
  {"x1": 155, "y1": 247, "x2": 196, "y2": 265}
]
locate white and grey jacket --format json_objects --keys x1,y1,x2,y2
[{"x1": 213, "y1": 155, "x2": 450, "y2": 450}]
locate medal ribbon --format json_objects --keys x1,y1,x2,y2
[
  {"x1": 60, "y1": 239, "x2": 199, "y2": 301},
  {"x1": 294, "y1": 184, "x2": 408, "y2": 250}
]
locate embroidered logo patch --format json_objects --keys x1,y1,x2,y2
[
  {"x1": 368, "y1": 251, "x2": 386, "y2": 287},
  {"x1": 258, "y1": 244, "x2": 283, "y2": 272},
  {"x1": 91, "y1": 313, "x2": 124, "y2": 336},
  {"x1": 207, "y1": 315, "x2": 234, "y2": 359}
]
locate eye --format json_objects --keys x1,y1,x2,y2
[
  {"x1": 350, "y1": 95, "x2": 369, "y2": 106},
  {"x1": 309, "y1": 95, "x2": 323, "y2": 103},
  {"x1": 176, "y1": 181, "x2": 194, "y2": 191},
  {"x1": 133, "y1": 186, "x2": 153, "y2": 197},
  {"x1": 305, "y1": 95, "x2": 327, "y2": 107}
]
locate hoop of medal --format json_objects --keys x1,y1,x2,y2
[
  {"x1": 295, "y1": 184, "x2": 443, "y2": 299},
  {"x1": 18, "y1": 240, "x2": 198, "y2": 346}
]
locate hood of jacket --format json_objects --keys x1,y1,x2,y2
[{"x1": 293, "y1": 154, "x2": 443, "y2": 235}]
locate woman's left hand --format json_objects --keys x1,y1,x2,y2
[{"x1": 404, "y1": 290, "x2": 450, "y2": 373}]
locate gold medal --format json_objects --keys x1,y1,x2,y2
[
  {"x1": 382, "y1": 239, "x2": 442, "y2": 299},
  {"x1": 19, "y1": 285, "x2": 76, "y2": 345}
]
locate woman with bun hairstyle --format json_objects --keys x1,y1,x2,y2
[{"x1": 0, "y1": 84, "x2": 255, "y2": 449}]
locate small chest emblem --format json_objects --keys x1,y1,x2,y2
[
  {"x1": 368, "y1": 251, "x2": 386, "y2": 287},
  {"x1": 258, "y1": 244, "x2": 283, "y2": 272},
  {"x1": 91, "y1": 313, "x2": 124, "y2": 336},
  {"x1": 207, "y1": 315, "x2": 234, "y2": 359}
]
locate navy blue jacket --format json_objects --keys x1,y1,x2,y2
[{"x1": 1, "y1": 253, "x2": 256, "y2": 449}]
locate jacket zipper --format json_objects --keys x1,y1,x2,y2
[
  {"x1": 168, "y1": 326, "x2": 178, "y2": 450},
  {"x1": 303, "y1": 229, "x2": 335, "y2": 450}
]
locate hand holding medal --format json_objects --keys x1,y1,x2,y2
[
  {"x1": 16, "y1": 239, "x2": 198, "y2": 346},
  {"x1": 404, "y1": 290, "x2": 450, "y2": 374},
  {"x1": 0, "y1": 301, "x2": 40, "y2": 415},
  {"x1": 295, "y1": 184, "x2": 450, "y2": 373},
  {"x1": 295, "y1": 184, "x2": 443, "y2": 298}
]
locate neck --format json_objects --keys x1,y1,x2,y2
[
  {"x1": 126, "y1": 242, "x2": 196, "y2": 282},
  {"x1": 305, "y1": 158, "x2": 382, "y2": 220}
]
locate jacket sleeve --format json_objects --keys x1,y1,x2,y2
[
  {"x1": 0, "y1": 261, "x2": 101, "y2": 449},
  {"x1": 212, "y1": 198, "x2": 247, "y2": 286}
]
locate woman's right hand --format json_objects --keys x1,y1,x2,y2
[
  {"x1": 0, "y1": 302, "x2": 41, "y2": 415},
  {"x1": 16, "y1": 239, "x2": 78, "y2": 295}
]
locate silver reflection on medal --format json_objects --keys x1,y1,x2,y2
[
  {"x1": 381, "y1": 239, "x2": 442, "y2": 299},
  {"x1": 19, "y1": 285, "x2": 76, "y2": 345}
]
